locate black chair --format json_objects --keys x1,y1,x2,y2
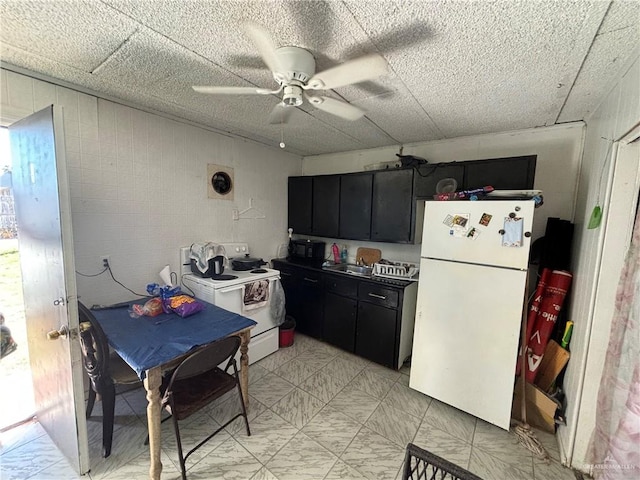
[
  {"x1": 161, "y1": 335, "x2": 251, "y2": 480},
  {"x1": 78, "y1": 301, "x2": 141, "y2": 458},
  {"x1": 402, "y1": 443, "x2": 483, "y2": 480}
]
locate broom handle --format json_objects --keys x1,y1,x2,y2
[{"x1": 520, "y1": 273, "x2": 530, "y2": 424}]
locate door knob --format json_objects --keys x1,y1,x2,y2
[{"x1": 47, "y1": 325, "x2": 69, "y2": 340}]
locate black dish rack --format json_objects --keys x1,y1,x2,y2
[{"x1": 402, "y1": 443, "x2": 484, "y2": 480}]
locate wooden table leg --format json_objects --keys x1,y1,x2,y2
[
  {"x1": 239, "y1": 329, "x2": 250, "y2": 408},
  {"x1": 144, "y1": 367, "x2": 163, "y2": 480}
]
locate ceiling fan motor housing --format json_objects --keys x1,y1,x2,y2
[{"x1": 273, "y1": 46, "x2": 316, "y2": 84}]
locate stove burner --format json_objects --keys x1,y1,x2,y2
[
  {"x1": 210, "y1": 274, "x2": 238, "y2": 281},
  {"x1": 250, "y1": 269, "x2": 268, "y2": 273}
]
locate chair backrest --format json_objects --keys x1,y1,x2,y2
[
  {"x1": 169, "y1": 336, "x2": 241, "y2": 384},
  {"x1": 78, "y1": 301, "x2": 112, "y2": 392}
]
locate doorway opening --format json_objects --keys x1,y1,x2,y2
[{"x1": 0, "y1": 126, "x2": 35, "y2": 431}]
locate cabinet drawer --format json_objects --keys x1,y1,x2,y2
[
  {"x1": 300, "y1": 269, "x2": 323, "y2": 286},
  {"x1": 324, "y1": 274, "x2": 358, "y2": 298},
  {"x1": 274, "y1": 263, "x2": 299, "y2": 279},
  {"x1": 358, "y1": 283, "x2": 398, "y2": 309}
]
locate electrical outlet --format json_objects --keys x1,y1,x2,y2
[{"x1": 101, "y1": 256, "x2": 110, "y2": 268}]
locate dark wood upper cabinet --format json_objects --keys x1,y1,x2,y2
[
  {"x1": 413, "y1": 163, "x2": 465, "y2": 199},
  {"x1": 287, "y1": 155, "x2": 535, "y2": 244},
  {"x1": 339, "y1": 173, "x2": 373, "y2": 240},
  {"x1": 311, "y1": 175, "x2": 340, "y2": 237},
  {"x1": 463, "y1": 155, "x2": 536, "y2": 190},
  {"x1": 288, "y1": 176, "x2": 313, "y2": 235},
  {"x1": 371, "y1": 168, "x2": 414, "y2": 243}
]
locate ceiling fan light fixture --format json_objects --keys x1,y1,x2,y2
[{"x1": 282, "y1": 85, "x2": 303, "y2": 107}]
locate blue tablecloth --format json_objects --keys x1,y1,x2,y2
[{"x1": 91, "y1": 300, "x2": 257, "y2": 379}]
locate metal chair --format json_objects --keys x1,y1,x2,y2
[
  {"x1": 161, "y1": 335, "x2": 251, "y2": 480},
  {"x1": 403, "y1": 443, "x2": 484, "y2": 480},
  {"x1": 78, "y1": 301, "x2": 141, "y2": 458}
]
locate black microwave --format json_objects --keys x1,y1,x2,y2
[{"x1": 288, "y1": 239, "x2": 325, "y2": 265}]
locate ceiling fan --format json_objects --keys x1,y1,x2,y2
[{"x1": 192, "y1": 23, "x2": 389, "y2": 122}]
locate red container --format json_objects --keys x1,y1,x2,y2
[{"x1": 279, "y1": 318, "x2": 296, "y2": 348}]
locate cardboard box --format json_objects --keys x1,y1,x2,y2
[
  {"x1": 535, "y1": 340, "x2": 570, "y2": 392},
  {"x1": 512, "y1": 378, "x2": 558, "y2": 433}
]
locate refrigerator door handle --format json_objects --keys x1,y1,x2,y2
[{"x1": 368, "y1": 293, "x2": 386, "y2": 300}]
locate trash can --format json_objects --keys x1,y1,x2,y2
[{"x1": 279, "y1": 316, "x2": 296, "y2": 348}]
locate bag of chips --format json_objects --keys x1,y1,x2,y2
[{"x1": 163, "y1": 295, "x2": 204, "y2": 318}]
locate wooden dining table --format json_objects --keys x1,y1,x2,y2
[{"x1": 92, "y1": 300, "x2": 257, "y2": 480}]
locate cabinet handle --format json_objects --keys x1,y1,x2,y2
[
  {"x1": 368, "y1": 293, "x2": 386, "y2": 300},
  {"x1": 304, "y1": 277, "x2": 319, "y2": 283},
  {"x1": 280, "y1": 272, "x2": 292, "y2": 277}
]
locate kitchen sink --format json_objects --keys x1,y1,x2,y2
[{"x1": 324, "y1": 263, "x2": 373, "y2": 277}]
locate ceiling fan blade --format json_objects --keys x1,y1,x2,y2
[
  {"x1": 305, "y1": 54, "x2": 388, "y2": 90},
  {"x1": 306, "y1": 95, "x2": 366, "y2": 121},
  {"x1": 241, "y1": 22, "x2": 282, "y2": 73},
  {"x1": 192, "y1": 86, "x2": 278, "y2": 95},
  {"x1": 268, "y1": 103, "x2": 296, "y2": 125}
]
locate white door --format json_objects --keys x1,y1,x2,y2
[
  {"x1": 421, "y1": 200, "x2": 535, "y2": 269},
  {"x1": 9, "y1": 106, "x2": 89, "y2": 473},
  {"x1": 409, "y1": 258, "x2": 527, "y2": 430}
]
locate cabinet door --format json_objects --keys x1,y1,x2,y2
[
  {"x1": 339, "y1": 173, "x2": 372, "y2": 240},
  {"x1": 297, "y1": 272, "x2": 324, "y2": 339},
  {"x1": 356, "y1": 301, "x2": 397, "y2": 368},
  {"x1": 274, "y1": 262, "x2": 324, "y2": 339},
  {"x1": 463, "y1": 156, "x2": 536, "y2": 190},
  {"x1": 413, "y1": 163, "x2": 464, "y2": 199},
  {"x1": 324, "y1": 292, "x2": 357, "y2": 352},
  {"x1": 288, "y1": 176, "x2": 313, "y2": 235},
  {"x1": 371, "y1": 168, "x2": 414, "y2": 242},
  {"x1": 312, "y1": 175, "x2": 340, "y2": 237}
]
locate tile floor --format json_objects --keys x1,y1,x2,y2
[{"x1": 0, "y1": 334, "x2": 579, "y2": 480}]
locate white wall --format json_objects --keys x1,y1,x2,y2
[
  {"x1": 302, "y1": 123, "x2": 584, "y2": 265},
  {"x1": 559, "y1": 52, "x2": 640, "y2": 472},
  {"x1": 0, "y1": 68, "x2": 302, "y2": 306}
]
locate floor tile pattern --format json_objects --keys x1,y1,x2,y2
[{"x1": 0, "y1": 334, "x2": 579, "y2": 479}]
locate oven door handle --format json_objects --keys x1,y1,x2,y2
[{"x1": 217, "y1": 285, "x2": 245, "y2": 294}]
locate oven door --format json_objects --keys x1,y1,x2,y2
[{"x1": 214, "y1": 277, "x2": 280, "y2": 364}]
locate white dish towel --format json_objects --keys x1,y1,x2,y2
[{"x1": 242, "y1": 280, "x2": 270, "y2": 312}]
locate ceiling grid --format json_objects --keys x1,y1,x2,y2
[{"x1": 0, "y1": 0, "x2": 637, "y2": 155}]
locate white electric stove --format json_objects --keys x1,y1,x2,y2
[{"x1": 180, "y1": 243, "x2": 281, "y2": 365}]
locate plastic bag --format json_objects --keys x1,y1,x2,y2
[
  {"x1": 131, "y1": 297, "x2": 163, "y2": 318},
  {"x1": 270, "y1": 279, "x2": 286, "y2": 326},
  {"x1": 163, "y1": 295, "x2": 204, "y2": 318},
  {"x1": 146, "y1": 283, "x2": 181, "y2": 299}
]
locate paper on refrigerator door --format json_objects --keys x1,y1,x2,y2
[
  {"x1": 502, "y1": 216, "x2": 524, "y2": 247},
  {"x1": 443, "y1": 213, "x2": 470, "y2": 238}
]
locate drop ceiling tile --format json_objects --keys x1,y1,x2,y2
[
  {"x1": 345, "y1": 0, "x2": 611, "y2": 136},
  {"x1": 0, "y1": 0, "x2": 138, "y2": 72},
  {"x1": 558, "y1": 0, "x2": 640, "y2": 123}
]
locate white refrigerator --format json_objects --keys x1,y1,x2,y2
[{"x1": 409, "y1": 199, "x2": 535, "y2": 430}]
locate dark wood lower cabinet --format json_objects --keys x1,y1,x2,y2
[
  {"x1": 276, "y1": 262, "x2": 323, "y2": 339},
  {"x1": 273, "y1": 260, "x2": 417, "y2": 369},
  {"x1": 296, "y1": 274, "x2": 324, "y2": 339},
  {"x1": 356, "y1": 301, "x2": 398, "y2": 368},
  {"x1": 324, "y1": 292, "x2": 357, "y2": 352}
]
